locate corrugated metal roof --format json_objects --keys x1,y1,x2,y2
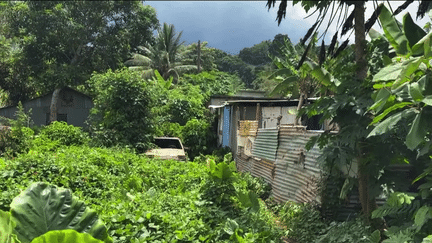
[{"x1": 252, "y1": 128, "x2": 279, "y2": 162}]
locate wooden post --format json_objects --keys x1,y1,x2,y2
[
  {"x1": 256, "y1": 103, "x2": 260, "y2": 128},
  {"x1": 197, "y1": 40, "x2": 201, "y2": 73}
]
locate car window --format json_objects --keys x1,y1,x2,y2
[{"x1": 154, "y1": 139, "x2": 182, "y2": 149}]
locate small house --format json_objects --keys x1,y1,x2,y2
[
  {"x1": 0, "y1": 87, "x2": 93, "y2": 127},
  {"x1": 208, "y1": 90, "x2": 329, "y2": 155}
]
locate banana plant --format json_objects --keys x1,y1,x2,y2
[
  {"x1": 367, "y1": 5, "x2": 432, "y2": 155},
  {"x1": 268, "y1": 34, "x2": 327, "y2": 125}
]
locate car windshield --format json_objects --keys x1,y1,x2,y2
[{"x1": 154, "y1": 138, "x2": 182, "y2": 149}]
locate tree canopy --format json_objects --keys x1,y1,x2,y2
[{"x1": 0, "y1": 1, "x2": 159, "y2": 102}]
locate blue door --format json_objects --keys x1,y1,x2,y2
[{"x1": 222, "y1": 106, "x2": 231, "y2": 147}]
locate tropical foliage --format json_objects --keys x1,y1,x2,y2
[
  {"x1": 0, "y1": 1, "x2": 159, "y2": 100},
  {"x1": 125, "y1": 23, "x2": 197, "y2": 81},
  {"x1": 86, "y1": 69, "x2": 156, "y2": 151},
  {"x1": 0, "y1": 125, "x2": 283, "y2": 242}
]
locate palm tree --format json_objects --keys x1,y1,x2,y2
[{"x1": 125, "y1": 23, "x2": 197, "y2": 82}]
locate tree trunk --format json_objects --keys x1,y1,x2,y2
[
  {"x1": 49, "y1": 88, "x2": 62, "y2": 124},
  {"x1": 355, "y1": 2, "x2": 367, "y2": 80},
  {"x1": 354, "y1": 1, "x2": 378, "y2": 223},
  {"x1": 294, "y1": 93, "x2": 306, "y2": 125},
  {"x1": 197, "y1": 40, "x2": 201, "y2": 73}
]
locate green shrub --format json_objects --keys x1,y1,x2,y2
[
  {"x1": 40, "y1": 121, "x2": 89, "y2": 146},
  {"x1": 238, "y1": 172, "x2": 272, "y2": 200},
  {"x1": 315, "y1": 218, "x2": 375, "y2": 243},
  {"x1": 0, "y1": 102, "x2": 34, "y2": 157},
  {"x1": 155, "y1": 122, "x2": 183, "y2": 139},
  {"x1": 182, "y1": 118, "x2": 215, "y2": 159},
  {"x1": 279, "y1": 202, "x2": 327, "y2": 242},
  {"x1": 87, "y1": 68, "x2": 156, "y2": 150}
]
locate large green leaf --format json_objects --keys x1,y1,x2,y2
[
  {"x1": 304, "y1": 61, "x2": 338, "y2": 88},
  {"x1": 268, "y1": 68, "x2": 294, "y2": 79},
  {"x1": 0, "y1": 210, "x2": 20, "y2": 243},
  {"x1": 10, "y1": 182, "x2": 112, "y2": 243},
  {"x1": 403, "y1": 13, "x2": 427, "y2": 50},
  {"x1": 370, "y1": 102, "x2": 412, "y2": 125},
  {"x1": 373, "y1": 62, "x2": 404, "y2": 82},
  {"x1": 368, "y1": 108, "x2": 416, "y2": 137},
  {"x1": 414, "y1": 206, "x2": 430, "y2": 228},
  {"x1": 379, "y1": 5, "x2": 409, "y2": 55},
  {"x1": 269, "y1": 76, "x2": 298, "y2": 97},
  {"x1": 422, "y1": 95, "x2": 432, "y2": 106},
  {"x1": 392, "y1": 57, "x2": 423, "y2": 90},
  {"x1": 409, "y1": 81, "x2": 425, "y2": 102},
  {"x1": 412, "y1": 31, "x2": 432, "y2": 58},
  {"x1": 31, "y1": 230, "x2": 103, "y2": 243},
  {"x1": 406, "y1": 111, "x2": 427, "y2": 150},
  {"x1": 370, "y1": 88, "x2": 392, "y2": 113}
]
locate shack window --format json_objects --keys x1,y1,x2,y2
[{"x1": 302, "y1": 114, "x2": 323, "y2": 130}]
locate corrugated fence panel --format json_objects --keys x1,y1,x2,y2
[
  {"x1": 236, "y1": 151, "x2": 274, "y2": 186},
  {"x1": 251, "y1": 158, "x2": 274, "y2": 184},
  {"x1": 272, "y1": 126, "x2": 323, "y2": 204},
  {"x1": 252, "y1": 128, "x2": 278, "y2": 162}
]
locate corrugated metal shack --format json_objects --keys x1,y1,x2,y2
[
  {"x1": 209, "y1": 92, "x2": 403, "y2": 220},
  {"x1": 209, "y1": 92, "x2": 327, "y2": 204}
]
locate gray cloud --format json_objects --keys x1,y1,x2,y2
[{"x1": 145, "y1": 1, "x2": 313, "y2": 54}]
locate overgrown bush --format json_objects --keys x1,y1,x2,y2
[
  {"x1": 87, "y1": 68, "x2": 156, "y2": 150},
  {"x1": 278, "y1": 202, "x2": 326, "y2": 242},
  {"x1": 180, "y1": 70, "x2": 244, "y2": 98},
  {"x1": 238, "y1": 172, "x2": 272, "y2": 200},
  {"x1": 155, "y1": 122, "x2": 183, "y2": 139},
  {"x1": 0, "y1": 102, "x2": 34, "y2": 157},
  {"x1": 182, "y1": 118, "x2": 216, "y2": 159},
  {"x1": 0, "y1": 139, "x2": 283, "y2": 242},
  {"x1": 39, "y1": 121, "x2": 89, "y2": 146},
  {"x1": 315, "y1": 218, "x2": 376, "y2": 243}
]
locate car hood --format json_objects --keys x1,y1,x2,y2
[{"x1": 145, "y1": 148, "x2": 185, "y2": 157}]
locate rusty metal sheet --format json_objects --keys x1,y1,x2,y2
[
  {"x1": 251, "y1": 158, "x2": 274, "y2": 184},
  {"x1": 272, "y1": 125, "x2": 323, "y2": 204},
  {"x1": 252, "y1": 128, "x2": 278, "y2": 162}
]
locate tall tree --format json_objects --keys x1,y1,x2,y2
[
  {"x1": 265, "y1": 0, "x2": 380, "y2": 221},
  {"x1": 125, "y1": 23, "x2": 197, "y2": 82},
  {"x1": 267, "y1": 0, "x2": 432, "y2": 226},
  {"x1": 1, "y1": 1, "x2": 158, "y2": 124},
  {"x1": 1, "y1": 1, "x2": 158, "y2": 94}
]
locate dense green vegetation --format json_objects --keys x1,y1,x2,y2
[
  {"x1": 0, "y1": 121, "x2": 282, "y2": 242},
  {"x1": 3, "y1": 0, "x2": 432, "y2": 242}
]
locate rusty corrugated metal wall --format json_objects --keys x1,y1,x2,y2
[
  {"x1": 236, "y1": 125, "x2": 323, "y2": 204},
  {"x1": 272, "y1": 126, "x2": 322, "y2": 203}
]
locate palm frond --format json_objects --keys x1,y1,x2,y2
[{"x1": 125, "y1": 53, "x2": 152, "y2": 67}]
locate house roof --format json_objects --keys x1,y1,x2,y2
[
  {"x1": 208, "y1": 97, "x2": 319, "y2": 109},
  {"x1": 0, "y1": 86, "x2": 92, "y2": 110}
]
